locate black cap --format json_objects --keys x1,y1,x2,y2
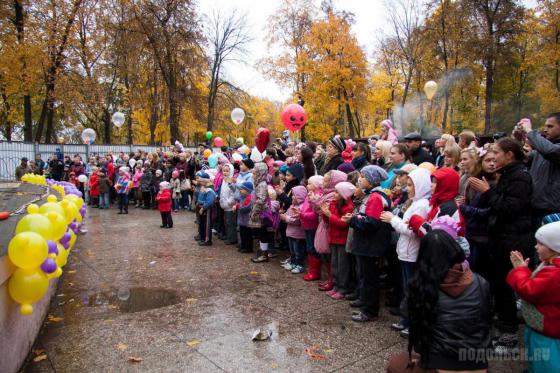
[
  {"x1": 21, "y1": 157, "x2": 28, "y2": 162},
  {"x1": 241, "y1": 158, "x2": 254, "y2": 169},
  {"x1": 404, "y1": 132, "x2": 422, "y2": 141}
]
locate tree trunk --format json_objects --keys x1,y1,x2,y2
[
  {"x1": 149, "y1": 67, "x2": 158, "y2": 145},
  {"x1": 442, "y1": 90, "x2": 449, "y2": 132},
  {"x1": 484, "y1": 59, "x2": 493, "y2": 135},
  {"x1": 124, "y1": 74, "x2": 132, "y2": 144},
  {"x1": 45, "y1": 100, "x2": 55, "y2": 143},
  {"x1": 103, "y1": 108, "x2": 111, "y2": 143},
  {"x1": 14, "y1": 1, "x2": 33, "y2": 141},
  {"x1": 168, "y1": 74, "x2": 180, "y2": 143}
]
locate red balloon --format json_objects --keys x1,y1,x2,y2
[
  {"x1": 214, "y1": 137, "x2": 224, "y2": 147},
  {"x1": 281, "y1": 104, "x2": 308, "y2": 132},
  {"x1": 255, "y1": 127, "x2": 270, "y2": 153}
]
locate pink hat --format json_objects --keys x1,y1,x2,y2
[
  {"x1": 172, "y1": 170, "x2": 179, "y2": 178},
  {"x1": 431, "y1": 216, "x2": 460, "y2": 239},
  {"x1": 335, "y1": 181, "x2": 356, "y2": 200}
]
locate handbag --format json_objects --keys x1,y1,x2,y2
[
  {"x1": 180, "y1": 178, "x2": 191, "y2": 191},
  {"x1": 314, "y1": 220, "x2": 330, "y2": 254},
  {"x1": 260, "y1": 198, "x2": 280, "y2": 230}
]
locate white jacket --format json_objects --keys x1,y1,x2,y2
[
  {"x1": 219, "y1": 180, "x2": 236, "y2": 211},
  {"x1": 391, "y1": 168, "x2": 432, "y2": 262}
]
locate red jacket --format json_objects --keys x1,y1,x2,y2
[
  {"x1": 328, "y1": 199, "x2": 354, "y2": 245},
  {"x1": 506, "y1": 257, "x2": 560, "y2": 338},
  {"x1": 89, "y1": 172, "x2": 99, "y2": 197},
  {"x1": 155, "y1": 189, "x2": 172, "y2": 212}
]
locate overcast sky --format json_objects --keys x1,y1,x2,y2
[{"x1": 197, "y1": 0, "x2": 538, "y2": 103}]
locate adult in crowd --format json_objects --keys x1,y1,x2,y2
[
  {"x1": 319, "y1": 136, "x2": 345, "y2": 175},
  {"x1": 15, "y1": 157, "x2": 31, "y2": 181},
  {"x1": 34, "y1": 153, "x2": 46, "y2": 175},
  {"x1": 404, "y1": 132, "x2": 433, "y2": 165},
  {"x1": 387, "y1": 230, "x2": 491, "y2": 373},
  {"x1": 48, "y1": 153, "x2": 64, "y2": 181},
  {"x1": 434, "y1": 134, "x2": 457, "y2": 168},
  {"x1": 351, "y1": 142, "x2": 371, "y2": 171},
  {"x1": 458, "y1": 130, "x2": 477, "y2": 149},
  {"x1": 381, "y1": 144, "x2": 411, "y2": 189},
  {"x1": 443, "y1": 144, "x2": 461, "y2": 172},
  {"x1": 380, "y1": 119, "x2": 398, "y2": 144},
  {"x1": 518, "y1": 114, "x2": 560, "y2": 230},
  {"x1": 372, "y1": 140, "x2": 392, "y2": 168},
  {"x1": 469, "y1": 137, "x2": 534, "y2": 351}
]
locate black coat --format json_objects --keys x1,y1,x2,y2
[
  {"x1": 484, "y1": 162, "x2": 533, "y2": 254},
  {"x1": 319, "y1": 154, "x2": 343, "y2": 176},
  {"x1": 351, "y1": 155, "x2": 370, "y2": 171},
  {"x1": 419, "y1": 274, "x2": 492, "y2": 371},
  {"x1": 411, "y1": 147, "x2": 433, "y2": 165}
]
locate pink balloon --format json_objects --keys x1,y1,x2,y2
[
  {"x1": 281, "y1": 104, "x2": 308, "y2": 132},
  {"x1": 214, "y1": 137, "x2": 224, "y2": 147}
]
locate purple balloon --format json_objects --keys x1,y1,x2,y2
[
  {"x1": 60, "y1": 232, "x2": 71, "y2": 244},
  {"x1": 41, "y1": 258, "x2": 57, "y2": 274},
  {"x1": 47, "y1": 240, "x2": 59, "y2": 255},
  {"x1": 77, "y1": 191, "x2": 83, "y2": 198},
  {"x1": 61, "y1": 241, "x2": 70, "y2": 250}
]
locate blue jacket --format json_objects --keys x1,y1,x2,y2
[
  {"x1": 234, "y1": 171, "x2": 253, "y2": 200},
  {"x1": 197, "y1": 188, "x2": 216, "y2": 210}
]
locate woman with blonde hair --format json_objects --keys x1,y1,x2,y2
[
  {"x1": 459, "y1": 148, "x2": 482, "y2": 197},
  {"x1": 373, "y1": 140, "x2": 392, "y2": 168},
  {"x1": 435, "y1": 134, "x2": 457, "y2": 167},
  {"x1": 443, "y1": 144, "x2": 461, "y2": 172}
]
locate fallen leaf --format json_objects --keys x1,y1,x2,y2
[
  {"x1": 104, "y1": 319, "x2": 113, "y2": 324},
  {"x1": 249, "y1": 271, "x2": 258, "y2": 276},
  {"x1": 128, "y1": 356, "x2": 143, "y2": 363},
  {"x1": 33, "y1": 354, "x2": 47, "y2": 362},
  {"x1": 304, "y1": 345, "x2": 326, "y2": 360},
  {"x1": 325, "y1": 349, "x2": 334, "y2": 353},
  {"x1": 68, "y1": 298, "x2": 74, "y2": 303},
  {"x1": 186, "y1": 298, "x2": 197, "y2": 303},
  {"x1": 271, "y1": 362, "x2": 279, "y2": 369},
  {"x1": 186, "y1": 340, "x2": 200, "y2": 347},
  {"x1": 47, "y1": 315, "x2": 63, "y2": 322},
  {"x1": 85, "y1": 250, "x2": 94, "y2": 257},
  {"x1": 67, "y1": 270, "x2": 76, "y2": 274},
  {"x1": 116, "y1": 343, "x2": 128, "y2": 351},
  {"x1": 149, "y1": 261, "x2": 156, "y2": 265},
  {"x1": 68, "y1": 282, "x2": 74, "y2": 286},
  {"x1": 32, "y1": 349, "x2": 45, "y2": 356},
  {"x1": 57, "y1": 294, "x2": 65, "y2": 297}
]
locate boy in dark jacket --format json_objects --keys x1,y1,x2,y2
[
  {"x1": 151, "y1": 169, "x2": 163, "y2": 209},
  {"x1": 196, "y1": 172, "x2": 216, "y2": 246},
  {"x1": 140, "y1": 165, "x2": 153, "y2": 209},
  {"x1": 156, "y1": 181, "x2": 173, "y2": 228},
  {"x1": 97, "y1": 168, "x2": 112, "y2": 209}
]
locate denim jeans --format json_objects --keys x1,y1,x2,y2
[
  {"x1": 304, "y1": 229, "x2": 317, "y2": 257},
  {"x1": 399, "y1": 260, "x2": 416, "y2": 327},
  {"x1": 118, "y1": 193, "x2": 128, "y2": 212},
  {"x1": 172, "y1": 198, "x2": 180, "y2": 210},
  {"x1": 181, "y1": 191, "x2": 190, "y2": 209},
  {"x1": 288, "y1": 238, "x2": 306, "y2": 266},
  {"x1": 99, "y1": 192, "x2": 110, "y2": 208}
]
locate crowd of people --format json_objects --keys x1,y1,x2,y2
[{"x1": 15, "y1": 114, "x2": 560, "y2": 372}]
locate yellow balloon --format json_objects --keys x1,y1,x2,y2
[
  {"x1": 424, "y1": 80, "x2": 438, "y2": 100},
  {"x1": 15, "y1": 205, "x2": 56, "y2": 240},
  {"x1": 56, "y1": 248, "x2": 69, "y2": 267},
  {"x1": 51, "y1": 185, "x2": 65, "y2": 197},
  {"x1": 65, "y1": 194, "x2": 84, "y2": 210},
  {"x1": 68, "y1": 230, "x2": 77, "y2": 249},
  {"x1": 75, "y1": 212, "x2": 82, "y2": 224},
  {"x1": 47, "y1": 266, "x2": 63, "y2": 279},
  {"x1": 44, "y1": 211, "x2": 67, "y2": 241},
  {"x1": 39, "y1": 196, "x2": 66, "y2": 218},
  {"x1": 59, "y1": 200, "x2": 78, "y2": 224},
  {"x1": 8, "y1": 268, "x2": 49, "y2": 315},
  {"x1": 8, "y1": 232, "x2": 48, "y2": 269}
]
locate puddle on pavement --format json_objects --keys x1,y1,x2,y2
[{"x1": 87, "y1": 287, "x2": 180, "y2": 313}]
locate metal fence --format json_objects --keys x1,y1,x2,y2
[{"x1": 0, "y1": 142, "x2": 167, "y2": 181}]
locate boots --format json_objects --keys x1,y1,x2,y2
[
  {"x1": 318, "y1": 262, "x2": 333, "y2": 291},
  {"x1": 251, "y1": 250, "x2": 269, "y2": 263},
  {"x1": 303, "y1": 255, "x2": 321, "y2": 281}
]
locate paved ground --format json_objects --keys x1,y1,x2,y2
[{"x1": 22, "y1": 207, "x2": 526, "y2": 372}]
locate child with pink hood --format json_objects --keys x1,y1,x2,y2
[
  {"x1": 301, "y1": 175, "x2": 323, "y2": 281},
  {"x1": 280, "y1": 185, "x2": 309, "y2": 274}
]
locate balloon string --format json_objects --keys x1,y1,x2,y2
[{"x1": 10, "y1": 185, "x2": 50, "y2": 216}]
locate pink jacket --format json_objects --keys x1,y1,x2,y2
[
  {"x1": 300, "y1": 196, "x2": 319, "y2": 230},
  {"x1": 284, "y1": 186, "x2": 307, "y2": 240},
  {"x1": 132, "y1": 169, "x2": 142, "y2": 188}
]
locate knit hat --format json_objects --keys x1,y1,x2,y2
[
  {"x1": 360, "y1": 165, "x2": 388, "y2": 186},
  {"x1": 543, "y1": 213, "x2": 560, "y2": 225},
  {"x1": 279, "y1": 164, "x2": 289, "y2": 175},
  {"x1": 335, "y1": 181, "x2": 356, "y2": 200},
  {"x1": 288, "y1": 163, "x2": 304, "y2": 181},
  {"x1": 240, "y1": 181, "x2": 254, "y2": 193},
  {"x1": 155, "y1": 169, "x2": 162, "y2": 176},
  {"x1": 337, "y1": 162, "x2": 355, "y2": 174},
  {"x1": 241, "y1": 158, "x2": 254, "y2": 169},
  {"x1": 307, "y1": 175, "x2": 324, "y2": 190},
  {"x1": 329, "y1": 136, "x2": 346, "y2": 153},
  {"x1": 172, "y1": 170, "x2": 179, "y2": 178},
  {"x1": 197, "y1": 171, "x2": 210, "y2": 180},
  {"x1": 159, "y1": 181, "x2": 170, "y2": 190},
  {"x1": 119, "y1": 166, "x2": 128, "y2": 173},
  {"x1": 535, "y1": 221, "x2": 560, "y2": 253},
  {"x1": 431, "y1": 216, "x2": 461, "y2": 240}
]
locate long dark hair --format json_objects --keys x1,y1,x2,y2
[
  {"x1": 496, "y1": 137, "x2": 524, "y2": 161},
  {"x1": 300, "y1": 146, "x2": 316, "y2": 181},
  {"x1": 407, "y1": 230, "x2": 466, "y2": 361},
  {"x1": 354, "y1": 142, "x2": 372, "y2": 163}
]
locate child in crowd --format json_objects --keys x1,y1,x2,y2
[
  {"x1": 179, "y1": 170, "x2": 191, "y2": 210},
  {"x1": 89, "y1": 166, "x2": 100, "y2": 208},
  {"x1": 345, "y1": 165, "x2": 392, "y2": 322},
  {"x1": 156, "y1": 181, "x2": 173, "y2": 228},
  {"x1": 310, "y1": 170, "x2": 348, "y2": 291},
  {"x1": 115, "y1": 167, "x2": 130, "y2": 214},
  {"x1": 132, "y1": 164, "x2": 143, "y2": 207},
  {"x1": 250, "y1": 163, "x2": 274, "y2": 263},
  {"x1": 68, "y1": 171, "x2": 79, "y2": 188},
  {"x1": 235, "y1": 181, "x2": 254, "y2": 253},
  {"x1": 380, "y1": 168, "x2": 432, "y2": 336},
  {"x1": 301, "y1": 175, "x2": 323, "y2": 281},
  {"x1": 196, "y1": 172, "x2": 216, "y2": 246},
  {"x1": 140, "y1": 164, "x2": 153, "y2": 209},
  {"x1": 507, "y1": 221, "x2": 560, "y2": 373},
  {"x1": 170, "y1": 170, "x2": 181, "y2": 212},
  {"x1": 97, "y1": 168, "x2": 111, "y2": 209},
  {"x1": 152, "y1": 169, "x2": 163, "y2": 209},
  {"x1": 281, "y1": 185, "x2": 308, "y2": 274},
  {"x1": 219, "y1": 164, "x2": 237, "y2": 245},
  {"x1": 323, "y1": 181, "x2": 355, "y2": 300}
]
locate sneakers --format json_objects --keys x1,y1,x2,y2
[
  {"x1": 391, "y1": 322, "x2": 406, "y2": 331},
  {"x1": 252, "y1": 252, "x2": 270, "y2": 263},
  {"x1": 493, "y1": 332, "x2": 518, "y2": 353},
  {"x1": 291, "y1": 265, "x2": 304, "y2": 274},
  {"x1": 280, "y1": 258, "x2": 291, "y2": 265},
  {"x1": 399, "y1": 328, "x2": 409, "y2": 338},
  {"x1": 351, "y1": 311, "x2": 377, "y2": 322},
  {"x1": 282, "y1": 262, "x2": 294, "y2": 270},
  {"x1": 329, "y1": 291, "x2": 345, "y2": 300},
  {"x1": 198, "y1": 241, "x2": 212, "y2": 246},
  {"x1": 345, "y1": 292, "x2": 359, "y2": 301}
]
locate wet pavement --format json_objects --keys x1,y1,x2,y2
[{"x1": 22, "y1": 208, "x2": 525, "y2": 372}]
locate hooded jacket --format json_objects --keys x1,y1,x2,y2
[
  {"x1": 132, "y1": 169, "x2": 143, "y2": 188},
  {"x1": 527, "y1": 130, "x2": 560, "y2": 212},
  {"x1": 426, "y1": 167, "x2": 464, "y2": 235},
  {"x1": 115, "y1": 173, "x2": 130, "y2": 194},
  {"x1": 234, "y1": 170, "x2": 253, "y2": 200},
  {"x1": 140, "y1": 170, "x2": 153, "y2": 192},
  {"x1": 319, "y1": 154, "x2": 344, "y2": 176},
  {"x1": 89, "y1": 172, "x2": 99, "y2": 197},
  {"x1": 328, "y1": 197, "x2": 354, "y2": 245},
  {"x1": 390, "y1": 168, "x2": 432, "y2": 262},
  {"x1": 156, "y1": 189, "x2": 172, "y2": 212},
  {"x1": 219, "y1": 176, "x2": 236, "y2": 211},
  {"x1": 249, "y1": 162, "x2": 269, "y2": 228},
  {"x1": 283, "y1": 186, "x2": 307, "y2": 240},
  {"x1": 351, "y1": 155, "x2": 370, "y2": 171}
]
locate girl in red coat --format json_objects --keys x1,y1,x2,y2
[
  {"x1": 321, "y1": 181, "x2": 355, "y2": 300},
  {"x1": 89, "y1": 167, "x2": 100, "y2": 207},
  {"x1": 507, "y1": 221, "x2": 560, "y2": 372},
  {"x1": 156, "y1": 181, "x2": 173, "y2": 228}
]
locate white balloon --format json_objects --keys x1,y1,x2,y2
[
  {"x1": 81, "y1": 128, "x2": 96, "y2": 144},
  {"x1": 129, "y1": 159, "x2": 136, "y2": 168},
  {"x1": 77, "y1": 174, "x2": 88, "y2": 183},
  {"x1": 250, "y1": 147, "x2": 264, "y2": 162},
  {"x1": 424, "y1": 81, "x2": 438, "y2": 100},
  {"x1": 231, "y1": 108, "x2": 245, "y2": 125},
  {"x1": 232, "y1": 153, "x2": 243, "y2": 162},
  {"x1": 112, "y1": 112, "x2": 126, "y2": 128}
]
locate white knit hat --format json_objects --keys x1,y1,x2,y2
[{"x1": 536, "y1": 221, "x2": 560, "y2": 253}]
